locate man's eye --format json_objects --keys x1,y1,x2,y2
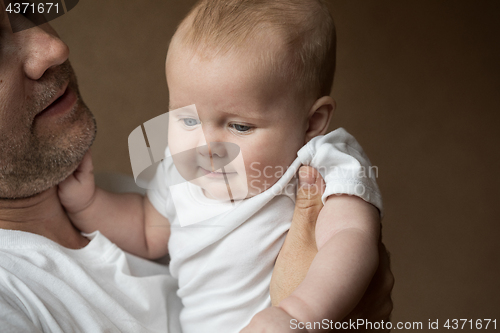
[
  {"x1": 182, "y1": 118, "x2": 200, "y2": 126},
  {"x1": 231, "y1": 124, "x2": 252, "y2": 132}
]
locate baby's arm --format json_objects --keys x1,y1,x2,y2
[
  {"x1": 278, "y1": 193, "x2": 380, "y2": 326},
  {"x1": 58, "y1": 151, "x2": 170, "y2": 259},
  {"x1": 272, "y1": 129, "x2": 382, "y2": 329}
]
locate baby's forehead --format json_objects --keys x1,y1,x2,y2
[
  {"x1": 167, "y1": 29, "x2": 306, "y2": 115},
  {"x1": 176, "y1": 21, "x2": 285, "y2": 58},
  {"x1": 172, "y1": 27, "x2": 290, "y2": 80}
]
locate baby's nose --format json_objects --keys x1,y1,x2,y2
[
  {"x1": 196, "y1": 144, "x2": 210, "y2": 157},
  {"x1": 209, "y1": 142, "x2": 241, "y2": 171},
  {"x1": 195, "y1": 142, "x2": 226, "y2": 171},
  {"x1": 209, "y1": 142, "x2": 227, "y2": 158},
  {"x1": 195, "y1": 142, "x2": 227, "y2": 163}
]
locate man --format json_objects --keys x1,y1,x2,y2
[{"x1": 0, "y1": 4, "x2": 393, "y2": 332}]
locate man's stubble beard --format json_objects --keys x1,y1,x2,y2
[{"x1": 0, "y1": 61, "x2": 97, "y2": 199}]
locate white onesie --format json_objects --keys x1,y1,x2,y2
[{"x1": 148, "y1": 128, "x2": 383, "y2": 333}]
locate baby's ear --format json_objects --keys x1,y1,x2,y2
[{"x1": 304, "y1": 96, "x2": 335, "y2": 143}]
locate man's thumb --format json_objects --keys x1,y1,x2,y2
[{"x1": 296, "y1": 166, "x2": 325, "y2": 212}]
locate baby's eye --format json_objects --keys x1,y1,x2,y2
[
  {"x1": 182, "y1": 118, "x2": 200, "y2": 127},
  {"x1": 231, "y1": 124, "x2": 253, "y2": 132}
]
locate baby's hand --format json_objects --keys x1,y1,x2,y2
[{"x1": 58, "y1": 150, "x2": 96, "y2": 215}]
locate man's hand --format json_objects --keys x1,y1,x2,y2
[
  {"x1": 58, "y1": 150, "x2": 96, "y2": 214},
  {"x1": 246, "y1": 166, "x2": 394, "y2": 333},
  {"x1": 270, "y1": 166, "x2": 324, "y2": 306},
  {"x1": 243, "y1": 166, "x2": 322, "y2": 333}
]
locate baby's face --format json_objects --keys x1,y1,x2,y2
[{"x1": 166, "y1": 41, "x2": 309, "y2": 200}]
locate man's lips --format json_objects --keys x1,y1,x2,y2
[{"x1": 35, "y1": 82, "x2": 77, "y2": 119}]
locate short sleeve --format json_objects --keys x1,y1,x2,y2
[
  {"x1": 298, "y1": 128, "x2": 383, "y2": 216},
  {"x1": 146, "y1": 159, "x2": 175, "y2": 220}
]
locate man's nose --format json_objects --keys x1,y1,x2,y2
[{"x1": 22, "y1": 24, "x2": 69, "y2": 80}]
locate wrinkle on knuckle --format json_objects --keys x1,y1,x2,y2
[{"x1": 295, "y1": 197, "x2": 322, "y2": 212}]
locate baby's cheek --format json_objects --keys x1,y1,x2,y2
[
  {"x1": 245, "y1": 163, "x2": 283, "y2": 195},
  {"x1": 239, "y1": 142, "x2": 294, "y2": 196}
]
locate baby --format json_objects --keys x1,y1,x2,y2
[{"x1": 59, "y1": 0, "x2": 383, "y2": 332}]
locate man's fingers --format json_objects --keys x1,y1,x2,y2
[
  {"x1": 365, "y1": 243, "x2": 394, "y2": 306},
  {"x1": 374, "y1": 242, "x2": 394, "y2": 320},
  {"x1": 289, "y1": 165, "x2": 325, "y2": 250},
  {"x1": 377, "y1": 243, "x2": 394, "y2": 295},
  {"x1": 270, "y1": 166, "x2": 325, "y2": 306},
  {"x1": 294, "y1": 166, "x2": 325, "y2": 226}
]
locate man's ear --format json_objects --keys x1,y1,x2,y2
[{"x1": 304, "y1": 96, "x2": 335, "y2": 143}]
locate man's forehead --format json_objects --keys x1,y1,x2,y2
[
  {"x1": 0, "y1": 2, "x2": 7, "y2": 22},
  {"x1": 0, "y1": 2, "x2": 18, "y2": 32}
]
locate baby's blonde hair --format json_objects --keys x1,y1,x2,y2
[{"x1": 177, "y1": 0, "x2": 336, "y2": 99}]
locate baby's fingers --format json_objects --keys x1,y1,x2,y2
[
  {"x1": 58, "y1": 150, "x2": 97, "y2": 213},
  {"x1": 76, "y1": 150, "x2": 94, "y2": 174},
  {"x1": 72, "y1": 150, "x2": 94, "y2": 183},
  {"x1": 58, "y1": 150, "x2": 93, "y2": 192}
]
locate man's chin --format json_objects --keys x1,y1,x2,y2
[
  {"x1": 0, "y1": 112, "x2": 96, "y2": 200},
  {"x1": 0, "y1": 180, "x2": 54, "y2": 200},
  {"x1": 0, "y1": 155, "x2": 85, "y2": 200}
]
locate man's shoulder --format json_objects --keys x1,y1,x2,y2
[{"x1": 0, "y1": 230, "x2": 176, "y2": 333}]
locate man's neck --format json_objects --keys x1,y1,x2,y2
[{"x1": 0, "y1": 187, "x2": 89, "y2": 249}]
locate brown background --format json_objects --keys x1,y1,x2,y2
[{"x1": 52, "y1": 0, "x2": 500, "y2": 330}]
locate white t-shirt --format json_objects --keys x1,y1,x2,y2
[
  {"x1": 148, "y1": 128, "x2": 383, "y2": 333},
  {"x1": 0, "y1": 230, "x2": 182, "y2": 333}
]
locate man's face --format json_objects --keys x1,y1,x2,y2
[
  {"x1": 166, "y1": 37, "x2": 309, "y2": 200},
  {"x1": 0, "y1": 6, "x2": 96, "y2": 199}
]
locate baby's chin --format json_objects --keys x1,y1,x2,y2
[
  {"x1": 193, "y1": 175, "x2": 283, "y2": 202},
  {"x1": 190, "y1": 178, "x2": 245, "y2": 202},
  {"x1": 197, "y1": 182, "x2": 253, "y2": 202}
]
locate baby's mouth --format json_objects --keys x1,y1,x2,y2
[{"x1": 199, "y1": 166, "x2": 237, "y2": 178}]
